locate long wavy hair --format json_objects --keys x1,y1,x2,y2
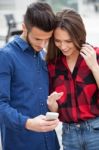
[{"x1": 46, "y1": 8, "x2": 86, "y2": 63}]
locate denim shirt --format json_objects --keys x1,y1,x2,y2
[{"x1": 0, "y1": 36, "x2": 59, "y2": 150}]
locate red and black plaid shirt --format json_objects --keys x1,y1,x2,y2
[{"x1": 48, "y1": 47, "x2": 99, "y2": 123}]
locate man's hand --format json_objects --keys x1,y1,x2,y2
[{"x1": 25, "y1": 115, "x2": 59, "y2": 132}]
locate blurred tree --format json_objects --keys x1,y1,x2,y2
[{"x1": 38, "y1": 0, "x2": 78, "y2": 12}]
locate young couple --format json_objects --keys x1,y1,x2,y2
[{"x1": 0, "y1": 2, "x2": 99, "y2": 150}]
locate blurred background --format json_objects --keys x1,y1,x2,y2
[
  {"x1": 0, "y1": 0, "x2": 99, "y2": 48},
  {"x1": 0, "y1": 0, "x2": 99, "y2": 149}
]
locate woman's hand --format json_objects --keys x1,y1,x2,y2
[
  {"x1": 80, "y1": 44, "x2": 98, "y2": 71},
  {"x1": 47, "y1": 91, "x2": 63, "y2": 112}
]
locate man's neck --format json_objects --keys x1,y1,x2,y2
[{"x1": 20, "y1": 33, "x2": 27, "y2": 42}]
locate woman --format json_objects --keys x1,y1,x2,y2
[{"x1": 46, "y1": 8, "x2": 99, "y2": 150}]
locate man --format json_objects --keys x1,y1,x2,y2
[{"x1": 0, "y1": 2, "x2": 60, "y2": 150}]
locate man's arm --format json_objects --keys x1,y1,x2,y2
[
  {"x1": 0, "y1": 50, "x2": 59, "y2": 131},
  {"x1": 0, "y1": 50, "x2": 29, "y2": 129}
]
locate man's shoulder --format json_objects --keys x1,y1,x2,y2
[
  {"x1": 0, "y1": 40, "x2": 18, "y2": 62},
  {"x1": 0, "y1": 40, "x2": 15, "y2": 53}
]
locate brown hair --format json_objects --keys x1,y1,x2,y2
[
  {"x1": 24, "y1": 2, "x2": 55, "y2": 32},
  {"x1": 46, "y1": 8, "x2": 86, "y2": 62}
]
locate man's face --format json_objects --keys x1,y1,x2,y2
[{"x1": 26, "y1": 27, "x2": 53, "y2": 52}]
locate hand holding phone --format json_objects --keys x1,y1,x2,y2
[{"x1": 46, "y1": 112, "x2": 59, "y2": 121}]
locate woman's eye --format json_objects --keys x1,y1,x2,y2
[
  {"x1": 66, "y1": 40, "x2": 72, "y2": 43},
  {"x1": 55, "y1": 40, "x2": 60, "y2": 43}
]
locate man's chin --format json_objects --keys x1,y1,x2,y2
[{"x1": 34, "y1": 47, "x2": 43, "y2": 51}]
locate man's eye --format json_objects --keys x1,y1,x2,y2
[{"x1": 36, "y1": 39, "x2": 41, "y2": 41}]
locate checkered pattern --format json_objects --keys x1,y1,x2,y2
[{"x1": 48, "y1": 47, "x2": 99, "y2": 123}]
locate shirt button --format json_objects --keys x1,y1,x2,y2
[
  {"x1": 40, "y1": 103, "x2": 44, "y2": 106},
  {"x1": 33, "y1": 54, "x2": 36, "y2": 58},
  {"x1": 39, "y1": 87, "x2": 42, "y2": 90},
  {"x1": 45, "y1": 135, "x2": 48, "y2": 139}
]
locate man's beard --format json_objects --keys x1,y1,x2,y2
[
  {"x1": 26, "y1": 32, "x2": 38, "y2": 55},
  {"x1": 26, "y1": 32, "x2": 32, "y2": 47}
]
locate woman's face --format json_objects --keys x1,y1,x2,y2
[{"x1": 54, "y1": 27, "x2": 78, "y2": 57}]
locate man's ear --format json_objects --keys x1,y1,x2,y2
[{"x1": 22, "y1": 23, "x2": 27, "y2": 35}]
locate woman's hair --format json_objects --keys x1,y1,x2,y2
[
  {"x1": 46, "y1": 8, "x2": 86, "y2": 62},
  {"x1": 24, "y1": 2, "x2": 55, "y2": 32}
]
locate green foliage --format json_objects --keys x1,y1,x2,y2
[{"x1": 39, "y1": 0, "x2": 78, "y2": 12}]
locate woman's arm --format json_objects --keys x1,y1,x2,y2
[{"x1": 80, "y1": 44, "x2": 99, "y2": 88}]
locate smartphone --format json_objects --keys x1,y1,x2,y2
[{"x1": 46, "y1": 112, "x2": 59, "y2": 121}]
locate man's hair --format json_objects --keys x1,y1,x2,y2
[
  {"x1": 24, "y1": 2, "x2": 55, "y2": 31},
  {"x1": 46, "y1": 8, "x2": 86, "y2": 62}
]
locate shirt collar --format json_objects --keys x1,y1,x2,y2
[
  {"x1": 14, "y1": 35, "x2": 31, "y2": 52},
  {"x1": 14, "y1": 36, "x2": 44, "y2": 57}
]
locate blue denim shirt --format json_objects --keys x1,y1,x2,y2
[{"x1": 0, "y1": 36, "x2": 59, "y2": 150}]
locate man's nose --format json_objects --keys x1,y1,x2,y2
[{"x1": 39, "y1": 40, "x2": 47, "y2": 48}]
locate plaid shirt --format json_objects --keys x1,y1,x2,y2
[{"x1": 48, "y1": 47, "x2": 99, "y2": 123}]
